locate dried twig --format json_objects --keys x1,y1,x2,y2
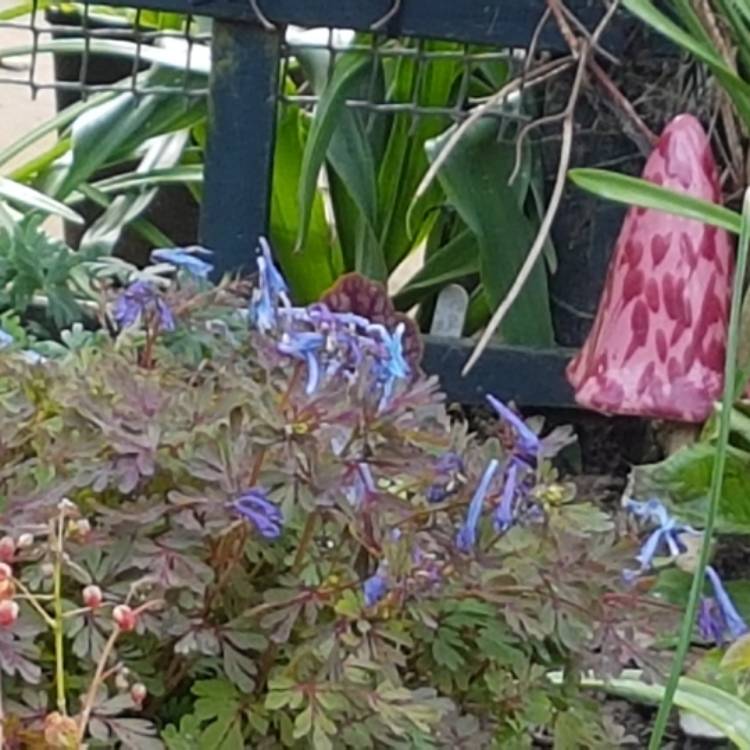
[
  {"x1": 547, "y1": 0, "x2": 581, "y2": 58},
  {"x1": 589, "y1": 60, "x2": 658, "y2": 149},
  {"x1": 560, "y1": 1, "x2": 620, "y2": 64},
  {"x1": 249, "y1": 0, "x2": 275, "y2": 31},
  {"x1": 523, "y1": 6, "x2": 552, "y2": 82},
  {"x1": 463, "y1": 0, "x2": 621, "y2": 374},
  {"x1": 371, "y1": 0, "x2": 402, "y2": 31},
  {"x1": 695, "y1": 0, "x2": 745, "y2": 187},
  {"x1": 413, "y1": 56, "x2": 575, "y2": 204},
  {"x1": 509, "y1": 111, "x2": 567, "y2": 185}
]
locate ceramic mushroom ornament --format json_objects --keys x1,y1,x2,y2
[{"x1": 567, "y1": 114, "x2": 735, "y2": 426}]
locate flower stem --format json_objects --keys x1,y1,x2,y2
[
  {"x1": 53, "y1": 514, "x2": 67, "y2": 716},
  {"x1": 11, "y1": 580, "x2": 55, "y2": 628},
  {"x1": 648, "y1": 189, "x2": 750, "y2": 748},
  {"x1": 76, "y1": 626, "x2": 120, "y2": 744}
]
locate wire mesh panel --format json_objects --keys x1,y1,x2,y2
[{"x1": 0, "y1": 0, "x2": 210, "y2": 97}]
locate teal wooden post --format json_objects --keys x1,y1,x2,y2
[{"x1": 200, "y1": 20, "x2": 281, "y2": 273}]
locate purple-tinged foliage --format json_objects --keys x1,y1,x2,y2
[{"x1": 0, "y1": 240, "x2": 681, "y2": 747}]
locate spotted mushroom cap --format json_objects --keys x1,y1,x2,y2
[{"x1": 566, "y1": 114, "x2": 735, "y2": 422}]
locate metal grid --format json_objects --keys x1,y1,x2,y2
[
  {"x1": 0, "y1": 0, "x2": 210, "y2": 97},
  {"x1": 0, "y1": 3, "x2": 533, "y2": 123},
  {"x1": 279, "y1": 30, "x2": 528, "y2": 125}
]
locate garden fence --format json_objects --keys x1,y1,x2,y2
[{"x1": 0, "y1": 0, "x2": 659, "y2": 407}]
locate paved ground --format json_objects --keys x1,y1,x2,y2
[
  {"x1": 0, "y1": 2, "x2": 56, "y2": 171},
  {"x1": 0, "y1": 3, "x2": 61, "y2": 235}
]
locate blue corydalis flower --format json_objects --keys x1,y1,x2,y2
[
  {"x1": 231, "y1": 488, "x2": 283, "y2": 540},
  {"x1": 151, "y1": 246, "x2": 214, "y2": 279},
  {"x1": 113, "y1": 280, "x2": 175, "y2": 332},
  {"x1": 493, "y1": 460, "x2": 519, "y2": 532},
  {"x1": 698, "y1": 597, "x2": 726, "y2": 644},
  {"x1": 703, "y1": 565, "x2": 748, "y2": 642},
  {"x1": 249, "y1": 239, "x2": 290, "y2": 333},
  {"x1": 277, "y1": 331, "x2": 326, "y2": 394},
  {"x1": 624, "y1": 498, "x2": 698, "y2": 574},
  {"x1": 372, "y1": 323, "x2": 409, "y2": 409},
  {"x1": 456, "y1": 459, "x2": 500, "y2": 553},
  {"x1": 486, "y1": 395, "x2": 539, "y2": 461},
  {"x1": 363, "y1": 569, "x2": 389, "y2": 608}
]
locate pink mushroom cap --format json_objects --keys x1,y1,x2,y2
[{"x1": 567, "y1": 114, "x2": 735, "y2": 422}]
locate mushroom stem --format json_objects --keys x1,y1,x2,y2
[{"x1": 657, "y1": 421, "x2": 701, "y2": 456}]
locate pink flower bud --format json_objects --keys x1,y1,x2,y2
[
  {"x1": 0, "y1": 563, "x2": 12, "y2": 582},
  {"x1": 131, "y1": 683, "x2": 147, "y2": 706},
  {"x1": 0, "y1": 536, "x2": 15, "y2": 563},
  {"x1": 113, "y1": 604, "x2": 137, "y2": 632},
  {"x1": 0, "y1": 601, "x2": 19, "y2": 628},
  {"x1": 82, "y1": 585, "x2": 103, "y2": 610}
]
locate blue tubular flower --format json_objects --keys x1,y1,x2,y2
[
  {"x1": 373, "y1": 323, "x2": 409, "y2": 409},
  {"x1": 624, "y1": 498, "x2": 699, "y2": 573},
  {"x1": 363, "y1": 569, "x2": 389, "y2": 608},
  {"x1": 113, "y1": 280, "x2": 175, "y2": 332},
  {"x1": 486, "y1": 395, "x2": 539, "y2": 460},
  {"x1": 698, "y1": 597, "x2": 727, "y2": 644},
  {"x1": 705, "y1": 566, "x2": 748, "y2": 641},
  {"x1": 345, "y1": 463, "x2": 376, "y2": 507},
  {"x1": 493, "y1": 461, "x2": 519, "y2": 532},
  {"x1": 0, "y1": 330, "x2": 14, "y2": 348},
  {"x1": 258, "y1": 237, "x2": 289, "y2": 300},
  {"x1": 455, "y1": 459, "x2": 500, "y2": 553},
  {"x1": 249, "y1": 239, "x2": 290, "y2": 333},
  {"x1": 277, "y1": 332, "x2": 326, "y2": 394},
  {"x1": 231, "y1": 488, "x2": 283, "y2": 540},
  {"x1": 151, "y1": 246, "x2": 214, "y2": 278}
]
